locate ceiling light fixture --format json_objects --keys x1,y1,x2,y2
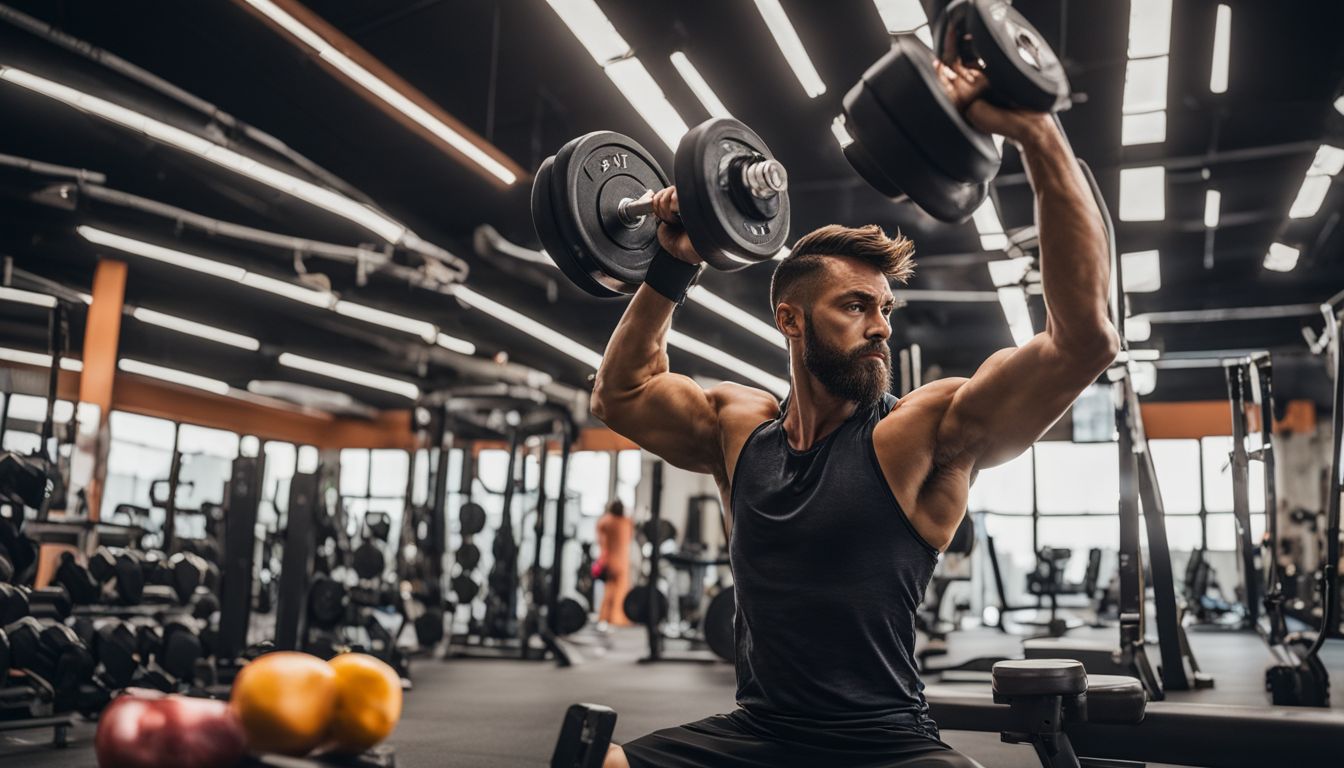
[
  {"x1": 1210, "y1": 4, "x2": 1231, "y2": 94},
  {"x1": 436, "y1": 333, "x2": 477, "y2": 356},
  {"x1": 118, "y1": 358, "x2": 230, "y2": 395},
  {"x1": 1120, "y1": 250, "x2": 1161, "y2": 293},
  {"x1": 667, "y1": 329, "x2": 789, "y2": 396},
  {"x1": 1263, "y1": 242, "x2": 1299, "y2": 273},
  {"x1": 452, "y1": 285, "x2": 604, "y2": 370},
  {"x1": 0, "y1": 286, "x2": 57, "y2": 309},
  {"x1": 686, "y1": 286, "x2": 784, "y2": 348},
  {"x1": 971, "y1": 198, "x2": 1008, "y2": 251},
  {"x1": 0, "y1": 347, "x2": 83, "y2": 372},
  {"x1": 670, "y1": 52, "x2": 732, "y2": 119},
  {"x1": 996, "y1": 287, "x2": 1036, "y2": 347},
  {"x1": 131, "y1": 307, "x2": 262, "y2": 350},
  {"x1": 77, "y1": 226, "x2": 246, "y2": 280},
  {"x1": 0, "y1": 68, "x2": 407, "y2": 243},
  {"x1": 241, "y1": 0, "x2": 517, "y2": 185},
  {"x1": 752, "y1": 0, "x2": 827, "y2": 98},
  {"x1": 278, "y1": 353, "x2": 420, "y2": 399},
  {"x1": 334, "y1": 300, "x2": 436, "y2": 342},
  {"x1": 1118, "y1": 166, "x2": 1166, "y2": 221},
  {"x1": 1204, "y1": 189, "x2": 1221, "y2": 228}
]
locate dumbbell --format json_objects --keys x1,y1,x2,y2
[
  {"x1": 160, "y1": 617, "x2": 204, "y2": 684},
  {"x1": 167, "y1": 551, "x2": 209, "y2": 604},
  {"x1": 93, "y1": 619, "x2": 140, "y2": 689},
  {"x1": 0, "y1": 517, "x2": 39, "y2": 584},
  {"x1": 55, "y1": 551, "x2": 106, "y2": 606},
  {"x1": 0, "y1": 583, "x2": 74, "y2": 622},
  {"x1": 839, "y1": 0, "x2": 1070, "y2": 222},
  {"x1": 532, "y1": 117, "x2": 790, "y2": 297},
  {"x1": 89, "y1": 547, "x2": 147, "y2": 604},
  {"x1": 352, "y1": 542, "x2": 387, "y2": 581},
  {"x1": 5, "y1": 616, "x2": 95, "y2": 709}
]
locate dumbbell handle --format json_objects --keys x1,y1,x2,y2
[{"x1": 617, "y1": 158, "x2": 789, "y2": 228}]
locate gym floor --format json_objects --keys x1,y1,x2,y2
[{"x1": 7, "y1": 626, "x2": 1343, "y2": 768}]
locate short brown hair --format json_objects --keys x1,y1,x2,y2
[{"x1": 769, "y1": 224, "x2": 916, "y2": 310}]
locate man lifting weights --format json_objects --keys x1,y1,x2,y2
[{"x1": 589, "y1": 57, "x2": 1118, "y2": 768}]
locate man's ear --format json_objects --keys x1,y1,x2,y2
[{"x1": 776, "y1": 302, "x2": 804, "y2": 340}]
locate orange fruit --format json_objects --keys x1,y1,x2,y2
[
  {"x1": 229, "y1": 651, "x2": 337, "y2": 756},
  {"x1": 324, "y1": 653, "x2": 403, "y2": 755}
]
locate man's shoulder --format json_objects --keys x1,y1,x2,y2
[{"x1": 706, "y1": 382, "x2": 781, "y2": 420}]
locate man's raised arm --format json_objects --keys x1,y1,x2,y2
[{"x1": 936, "y1": 112, "x2": 1120, "y2": 471}]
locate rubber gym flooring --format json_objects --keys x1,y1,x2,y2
[{"x1": 5, "y1": 626, "x2": 1343, "y2": 767}]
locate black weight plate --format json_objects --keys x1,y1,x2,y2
[
  {"x1": 703, "y1": 586, "x2": 736, "y2": 662},
  {"x1": 967, "y1": 0, "x2": 1070, "y2": 112},
  {"x1": 459, "y1": 502, "x2": 487, "y2": 536},
  {"x1": 532, "y1": 155, "x2": 621, "y2": 298},
  {"x1": 554, "y1": 131, "x2": 667, "y2": 295},
  {"x1": 843, "y1": 80, "x2": 986, "y2": 222},
  {"x1": 841, "y1": 129, "x2": 904, "y2": 199},
  {"x1": 456, "y1": 542, "x2": 481, "y2": 571},
  {"x1": 307, "y1": 576, "x2": 346, "y2": 630},
  {"x1": 674, "y1": 118, "x2": 789, "y2": 271},
  {"x1": 862, "y1": 36, "x2": 999, "y2": 184},
  {"x1": 623, "y1": 585, "x2": 668, "y2": 626},
  {"x1": 553, "y1": 596, "x2": 588, "y2": 636},
  {"x1": 451, "y1": 574, "x2": 480, "y2": 603},
  {"x1": 639, "y1": 519, "x2": 677, "y2": 546},
  {"x1": 352, "y1": 542, "x2": 386, "y2": 580}
]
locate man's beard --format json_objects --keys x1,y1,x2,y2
[{"x1": 802, "y1": 315, "x2": 892, "y2": 407}]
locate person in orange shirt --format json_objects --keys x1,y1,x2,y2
[{"x1": 594, "y1": 500, "x2": 634, "y2": 629}]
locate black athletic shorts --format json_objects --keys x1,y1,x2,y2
[{"x1": 621, "y1": 709, "x2": 980, "y2": 768}]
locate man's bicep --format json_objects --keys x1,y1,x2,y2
[
  {"x1": 599, "y1": 372, "x2": 724, "y2": 474},
  {"x1": 938, "y1": 334, "x2": 1105, "y2": 469}
]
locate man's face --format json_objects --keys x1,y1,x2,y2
[{"x1": 799, "y1": 258, "x2": 896, "y2": 407}]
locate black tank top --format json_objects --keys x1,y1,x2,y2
[{"x1": 729, "y1": 393, "x2": 940, "y2": 734}]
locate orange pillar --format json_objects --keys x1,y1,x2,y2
[{"x1": 77, "y1": 258, "x2": 128, "y2": 521}]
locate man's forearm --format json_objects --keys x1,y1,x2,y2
[
  {"x1": 591, "y1": 284, "x2": 677, "y2": 417},
  {"x1": 1019, "y1": 120, "x2": 1115, "y2": 356}
]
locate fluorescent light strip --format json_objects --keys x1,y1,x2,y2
[
  {"x1": 1336, "y1": 95, "x2": 1344, "y2": 116},
  {"x1": 242, "y1": 0, "x2": 515, "y2": 185},
  {"x1": 872, "y1": 0, "x2": 928, "y2": 32},
  {"x1": 1122, "y1": 56, "x2": 1169, "y2": 114},
  {"x1": 971, "y1": 198, "x2": 1008, "y2": 251},
  {"x1": 830, "y1": 115, "x2": 854, "y2": 148},
  {"x1": 119, "y1": 358, "x2": 230, "y2": 395},
  {"x1": 543, "y1": 0, "x2": 632, "y2": 64},
  {"x1": 1118, "y1": 166, "x2": 1165, "y2": 222},
  {"x1": 996, "y1": 287, "x2": 1035, "y2": 347},
  {"x1": 686, "y1": 286, "x2": 784, "y2": 349},
  {"x1": 670, "y1": 52, "x2": 732, "y2": 119},
  {"x1": 1289, "y1": 175, "x2": 1332, "y2": 219},
  {"x1": 1263, "y1": 242, "x2": 1299, "y2": 273},
  {"x1": 752, "y1": 0, "x2": 827, "y2": 98},
  {"x1": 78, "y1": 226, "x2": 246, "y2": 280},
  {"x1": 436, "y1": 333, "x2": 477, "y2": 356},
  {"x1": 242, "y1": 273, "x2": 332, "y2": 307},
  {"x1": 1210, "y1": 4, "x2": 1231, "y2": 94},
  {"x1": 667, "y1": 329, "x2": 789, "y2": 396},
  {"x1": 452, "y1": 285, "x2": 604, "y2": 369},
  {"x1": 132, "y1": 307, "x2": 261, "y2": 350},
  {"x1": 0, "y1": 347, "x2": 83, "y2": 372},
  {"x1": 1128, "y1": 0, "x2": 1172, "y2": 58},
  {"x1": 1124, "y1": 316, "x2": 1152, "y2": 343},
  {"x1": 0, "y1": 286, "x2": 57, "y2": 308},
  {"x1": 1204, "y1": 189, "x2": 1221, "y2": 228},
  {"x1": 1309, "y1": 145, "x2": 1344, "y2": 176},
  {"x1": 603, "y1": 58, "x2": 689, "y2": 150},
  {"x1": 278, "y1": 353, "x2": 420, "y2": 399},
  {"x1": 334, "y1": 300, "x2": 436, "y2": 342},
  {"x1": 1121, "y1": 110, "x2": 1166, "y2": 146},
  {"x1": 0, "y1": 68, "x2": 406, "y2": 243},
  {"x1": 1120, "y1": 250, "x2": 1161, "y2": 293},
  {"x1": 77, "y1": 227, "x2": 474, "y2": 353}
]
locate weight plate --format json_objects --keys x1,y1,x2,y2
[
  {"x1": 532, "y1": 155, "x2": 621, "y2": 298},
  {"x1": 459, "y1": 502, "x2": 487, "y2": 536},
  {"x1": 307, "y1": 576, "x2": 346, "y2": 630},
  {"x1": 966, "y1": 0, "x2": 1070, "y2": 112},
  {"x1": 639, "y1": 519, "x2": 678, "y2": 547},
  {"x1": 451, "y1": 574, "x2": 480, "y2": 604},
  {"x1": 863, "y1": 36, "x2": 1000, "y2": 184},
  {"x1": 674, "y1": 118, "x2": 789, "y2": 271},
  {"x1": 553, "y1": 131, "x2": 668, "y2": 296},
  {"x1": 843, "y1": 80, "x2": 986, "y2": 222},
  {"x1": 553, "y1": 596, "x2": 588, "y2": 636},
  {"x1": 352, "y1": 542, "x2": 386, "y2": 580},
  {"x1": 703, "y1": 586, "x2": 736, "y2": 662},
  {"x1": 623, "y1": 585, "x2": 668, "y2": 626},
  {"x1": 456, "y1": 542, "x2": 481, "y2": 571}
]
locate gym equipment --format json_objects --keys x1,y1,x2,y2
[
  {"x1": 6, "y1": 616, "x2": 95, "y2": 711},
  {"x1": 550, "y1": 703, "x2": 616, "y2": 768},
  {"x1": 840, "y1": 0, "x2": 1071, "y2": 222},
  {"x1": 702, "y1": 586, "x2": 735, "y2": 663},
  {"x1": 933, "y1": 0, "x2": 1071, "y2": 112},
  {"x1": 531, "y1": 117, "x2": 789, "y2": 297},
  {"x1": 925, "y1": 659, "x2": 1344, "y2": 768}
]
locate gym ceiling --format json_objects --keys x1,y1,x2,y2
[{"x1": 2, "y1": 0, "x2": 1342, "y2": 414}]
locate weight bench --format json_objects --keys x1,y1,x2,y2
[{"x1": 927, "y1": 658, "x2": 1344, "y2": 768}]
